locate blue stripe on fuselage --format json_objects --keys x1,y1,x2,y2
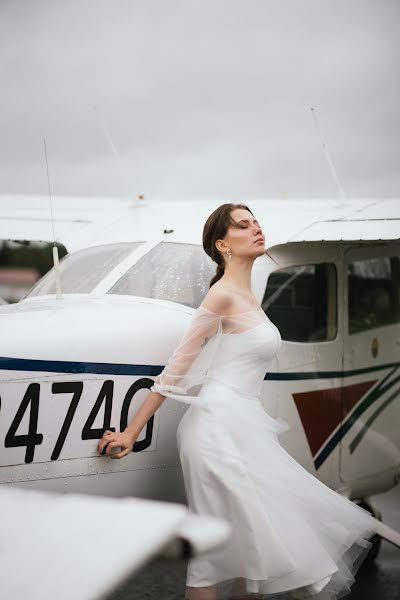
[{"x1": 0, "y1": 356, "x2": 398, "y2": 378}]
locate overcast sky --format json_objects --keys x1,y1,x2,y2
[{"x1": 0, "y1": 0, "x2": 399, "y2": 201}]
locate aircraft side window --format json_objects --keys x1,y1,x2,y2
[
  {"x1": 25, "y1": 242, "x2": 142, "y2": 298},
  {"x1": 109, "y1": 242, "x2": 215, "y2": 309},
  {"x1": 261, "y1": 263, "x2": 338, "y2": 342},
  {"x1": 347, "y1": 255, "x2": 400, "y2": 334}
]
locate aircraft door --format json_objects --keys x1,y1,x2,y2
[
  {"x1": 340, "y1": 244, "x2": 400, "y2": 483},
  {"x1": 260, "y1": 244, "x2": 343, "y2": 485}
]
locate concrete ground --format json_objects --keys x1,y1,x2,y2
[{"x1": 104, "y1": 484, "x2": 400, "y2": 600}]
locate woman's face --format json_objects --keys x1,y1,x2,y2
[{"x1": 218, "y1": 208, "x2": 265, "y2": 260}]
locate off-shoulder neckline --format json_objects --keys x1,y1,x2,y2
[{"x1": 198, "y1": 305, "x2": 265, "y2": 318}]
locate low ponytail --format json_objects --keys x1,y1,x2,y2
[{"x1": 209, "y1": 261, "x2": 225, "y2": 288}]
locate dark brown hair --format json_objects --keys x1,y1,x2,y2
[{"x1": 202, "y1": 203, "x2": 278, "y2": 288}]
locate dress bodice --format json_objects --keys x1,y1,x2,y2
[
  {"x1": 151, "y1": 305, "x2": 282, "y2": 408},
  {"x1": 205, "y1": 317, "x2": 282, "y2": 400}
]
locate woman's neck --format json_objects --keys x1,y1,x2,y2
[{"x1": 220, "y1": 257, "x2": 255, "y2": 294}]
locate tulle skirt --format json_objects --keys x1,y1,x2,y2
[{"x1": 176, "y1": 380, "x2": 377, "y2": 599}]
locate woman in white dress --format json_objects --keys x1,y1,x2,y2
[{"x1": 98, "y1": 204, "x2": 377, "y2": 600}]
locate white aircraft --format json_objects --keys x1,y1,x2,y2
[{"x1": 0, "y1": 194, "x2": 399, "y2": 561}]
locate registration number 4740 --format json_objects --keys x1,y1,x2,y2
[{"x1": 0, "y1": 378, "x2": 155, "y2": 466}]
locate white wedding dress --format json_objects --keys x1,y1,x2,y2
[{"x1": 151, "y1": 306, "x2": 377, "y2": 599}]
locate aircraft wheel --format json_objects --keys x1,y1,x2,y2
[{"x1": 354, "y1": 497, "x2": 382, "y2": 564}]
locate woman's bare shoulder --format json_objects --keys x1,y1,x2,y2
[{"x1": 200, "y1": 285, "x2": 233, "y2": 316}]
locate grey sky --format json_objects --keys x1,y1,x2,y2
[{"x1": 0, "y1": 0, "x2": 399, "y2": 200}]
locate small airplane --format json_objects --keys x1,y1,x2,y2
[{"x1": 0, "y1": 194, "x2": 399, "y2": 562}]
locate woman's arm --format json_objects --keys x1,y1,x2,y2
[{"x1": 97, "y1": 290, "x2": 232, "y2": 459}]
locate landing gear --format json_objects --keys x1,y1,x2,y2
[{"x1": 354, "y1": 497, "x2": 382, "y2": 563}]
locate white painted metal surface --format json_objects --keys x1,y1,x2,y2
[
  {"x1": 0, "y1": 196, "x2": 399, "y2": 253},
  {"x1": 0, "y1": 484, "x2": 231, "y2": 600}
]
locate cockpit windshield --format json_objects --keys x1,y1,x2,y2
[
  {"x1": 25, "y1": 242, "x2": 142, "y2": 297},
  {"x1": 108, "y1": 242, "x2": 216, "y2": 309}
]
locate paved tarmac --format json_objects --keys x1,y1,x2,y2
[{"x1": 104, "y1": 484, "x2": 400, "y2": 600}]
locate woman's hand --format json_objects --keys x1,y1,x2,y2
[
  {"x1": 97, "y1": 430, "x2": 135, "y2": 459},
  {"x1": 96, "y1": 390, "x2": 164, "y2": 459}
]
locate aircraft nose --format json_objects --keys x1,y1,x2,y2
[
  {"x1": 0, "y1": 296, "x2": 194, "y2": 472},
  {"x1": 0, "y1": 297, "x2": 194, "y2": 378}
]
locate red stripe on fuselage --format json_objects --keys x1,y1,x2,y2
[{"x1": 292, "y1": 380, "x2": 377, "y2": 457}]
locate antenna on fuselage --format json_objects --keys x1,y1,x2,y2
[
  {"x1": 92, "y1": 103, "x2": 131, "y2": 199},
  {"x1": 43, "y1": 137, "x2": 62, "y2": 300},
  {"x1": 310, "y1": 106, "x2": 346, "y2": 206},
  {"x1": 92, "y1": 104, "x2": 146, "y2": 208}
]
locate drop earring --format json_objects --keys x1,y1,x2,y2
[{"x1": 226, "y1": 249, "x2": 232, "y2": 260}]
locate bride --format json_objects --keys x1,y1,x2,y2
[{"x1": 98, "y1": 203, "x2": 377, "y2": 600}]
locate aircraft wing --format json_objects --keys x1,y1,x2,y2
[
  {"x1": 1, "y1": 195, "x2": 399, "y2": 255},
  {"x1": 0, "y1": 195, "x2": 132, "y2": 251},
  {"x1": 288, "y1": 198, "x2": 400, "y2": 242},
  {"x1": 0, "y1": 485, "x2": 231, "y2": 600}
]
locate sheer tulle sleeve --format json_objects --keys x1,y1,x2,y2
[{"x1": 150, "y1": 306, "x2": 224, "y2": 406}]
